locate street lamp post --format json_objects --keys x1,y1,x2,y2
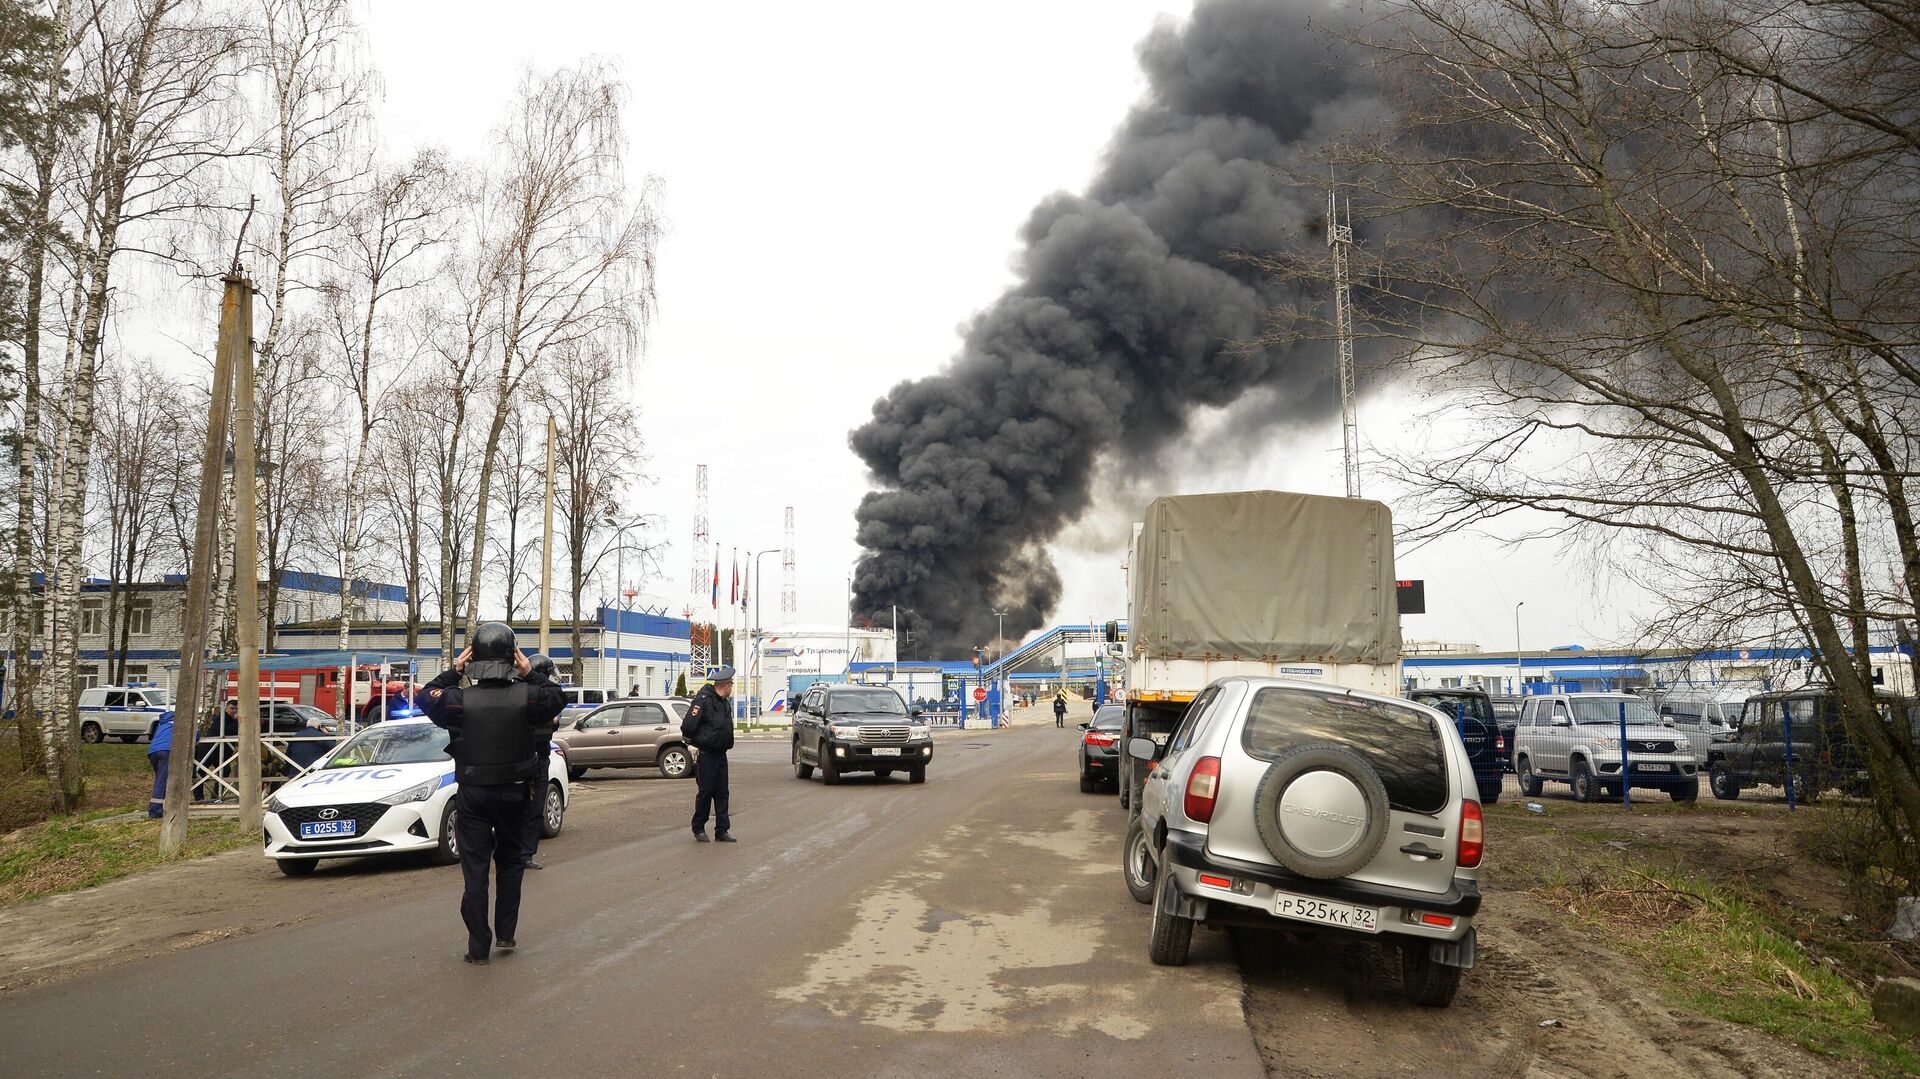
[
  {"x1": 1513, "y1": 601, "x2": 1526, "y2": 697},
  {"x1": 990, "y1": 609, "x2": 1006, "y2": 721},
  {"x1": 751, "y1": 548, "x2": 778, "y2": 718},
  {"x1": 602, "y1": 514, "x2": 646, "y2": 696}
]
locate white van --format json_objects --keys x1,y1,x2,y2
[
  {"x1": 1657, "y1": 694, "x2": 1743, "y2": 744},
  {"x1": 78, "y1": 685, "x2": 173, "y2": 743}
]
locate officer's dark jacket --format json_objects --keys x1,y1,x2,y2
[
  {"x1": 419, "y1": 667, "x2": 565, "y2": 785},
  {"x1": 682, "y1": 685, "x2": 735, "y2": 753}
]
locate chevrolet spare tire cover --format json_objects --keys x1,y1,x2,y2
[{"x1": 1252, "y1": 743, "x2": 1392, "y2": 880}]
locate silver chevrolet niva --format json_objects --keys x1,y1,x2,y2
[{"x1": 1123, "y1": 677, "x2": 1484, "y2": 1006}]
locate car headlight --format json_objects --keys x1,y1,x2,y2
[
  {"x1": 266, "y1": 793, "x2": 286, "y2": 813},
  {"x1": 379, "y1": 778, "x2": 440, "y2": 805},
  {"x1": 829, "y1": 724, "x2": 861, "y2": 739},
  {"x1": 910, "y1": 723, "x2": 930, "y2": 739},
  {"x1": 1591, "y1": 734, "x2": 1618, "y2": 749}
]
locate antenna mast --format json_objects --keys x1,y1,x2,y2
[
  {"x1": 689, "y1": 464, "x2": 711, "y2": 673},
  {"x1": 781, "y1": 506, "x2": 797, "y2": 624},
  {"x1": 1328, "y1": 181, "x2": 1360, "y2": 498}
]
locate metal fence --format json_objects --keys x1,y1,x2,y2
[{"x1": 188, "y1": 734, "x2": 336, "y2": 804}]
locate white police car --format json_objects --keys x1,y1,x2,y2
[
  {"x1": 77, "y1": 685, "x2": 173, "y2": 743},
  {"x1": 263, "y1": 716, "x2": 569, "y2": 877}
]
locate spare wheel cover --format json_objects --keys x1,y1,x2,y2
[{"x1": 1253, "y1": 743, "x2": 1393, "y2": 880}]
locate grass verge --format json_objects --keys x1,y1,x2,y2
[
  {"x1": 0, "y1": 738, "x2": 158, "y2": 833},
  {"x1": 1540, "y1": 859, "x2": 1918, "y2": 1076},
  {"x1": 0, "y1": 816, "x2": 253, "y2": 907}
]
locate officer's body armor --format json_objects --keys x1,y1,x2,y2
[{"x1": 457, "y1": 682, "x2": 536, "y2": 786}]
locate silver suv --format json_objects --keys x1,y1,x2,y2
[
  {"x1": 1511, "y1": 693, "x2": 1700, "y2": 802},
  {"x1": 1122, "y1": 678, "x2": 1483, "y2": 1007}
]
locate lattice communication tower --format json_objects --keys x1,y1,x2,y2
[{"x1": 1328, "y1": 184, "x2": 1360, "y2": 499}]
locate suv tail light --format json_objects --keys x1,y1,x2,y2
[
  {"x1": 1458, "y1": 800, "x2": 1484, "y2": 868},
  {"x1": 1185, "y1": 756, "x2": 1221, "y2": 823},
  {"x1": 1084, "y1": 730, "x2": 1117, "y2": 748}
]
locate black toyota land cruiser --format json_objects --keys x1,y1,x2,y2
[{"x1": 791, "y1": 683, "x2": 934, "y2": 785}]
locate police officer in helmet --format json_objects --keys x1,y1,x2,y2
[
  {"x1": 418, "y1": 621, "x2": 564, "y2": 964},
  {"x1": 517, "y1": 653, "x2": 562, "y2": 871},
  {"x1": 683, "y1": 666, "x2": 736, "y2": 842}
]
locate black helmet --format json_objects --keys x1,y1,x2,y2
[
  {"x1": 469, "y1": 621, "x2": 518, "y2": 681},
  {"x1": 526, "y1": 653, "x2": 558, "y2": 681}
]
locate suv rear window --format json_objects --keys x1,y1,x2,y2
[
  {"x1": 1412, "y1": 691, "x2": 1492, "y2": 722},
  {"x1": 1241, "y1": 688, "x2": 1448, "y2": 814}
]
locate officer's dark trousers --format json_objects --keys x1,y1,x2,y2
[
  {"x1": 147, "y1": 751, "x2": 168, "y2": 819},
  {"x1": 518, "y1": 746, "x2": 551, "y2": 866},
  {"x1": 455, "y1": 783, "x2": 529, "y2": 956},
  {"x1": 691, "y1": 751, "x2": 730, "y2": 836}
]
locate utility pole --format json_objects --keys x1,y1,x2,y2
[
  {"x1": 540, "y1": 414, "x2": 555, "y2": 654},
  {"x1": 1329, "y1": 176, "x2": 1360, "y2": 498},
  {"x1": 1513, "y1": 601, "x2": 1526, "y2": 697},
  {"x1": 162, "y1": 274, "x2": 243, "y2": 853},
  {"x1": 751, "y1": 548, "x2": 777, "y2": 717},
  {"x1": 688, "y1": 465, "x2": 711, "y2": 675},
  {"x1": 891, "y1": 605, "x2": 898, "y2": 687},
  {"x1": 232, "y1": 278, "x2": 263, "y2": 833}
]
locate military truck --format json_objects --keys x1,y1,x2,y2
[{"x1": 1117, "y1": 490, "x2": 1405, "y2": 810}]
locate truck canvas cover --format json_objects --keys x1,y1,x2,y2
[{"x1": 1129, "y1": 490, "x2": 1401, "y2": 665}]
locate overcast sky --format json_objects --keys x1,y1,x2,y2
[{"x1": 354, "y1": 0, "x2": 1643, "y2": 654}]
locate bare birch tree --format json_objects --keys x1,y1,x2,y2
[
  {"x1": 537, "y1": 341, "x2": 653, "y2": 684},
  {"x1": 1273, "y1": 0, "x2": 1920, "y2": 843},
  {"x1": 457, "y1": 61, "x2": 660, "y2": 639},
  {"x1": 320, "y1": 153, "x2": 444, "y2": 713},
  {"x1": 37, "y1": 0, "x2": 247, "y2": 809},
  {"x1": 248, "y1": 0, "x2": 365, "y2": 648}
]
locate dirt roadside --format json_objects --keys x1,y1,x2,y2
[{"x1": 1233, "y1": 783, "x2": 1907, "y2": 1078}]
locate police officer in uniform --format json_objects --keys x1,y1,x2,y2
[
  {"x1": 418, "y1": 622, "x2": 564, "y2": 964},
  {"x1": 684, "y1": 667, "x2": 736, "y2": 842},
  {"x1": 516, "y1": 653, "x2": 562, "y2": 871}
]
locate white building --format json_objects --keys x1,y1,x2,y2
[
  {"x1": 746, "y1": 624, "x2": 898, "y2": 709},
  {"x1": 42, "y1": 571, "x2": 410, "y2": 690}
]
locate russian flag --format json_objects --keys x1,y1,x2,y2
[{"x1": 769, "y1": 689, "x2": 788, "y2": 713}]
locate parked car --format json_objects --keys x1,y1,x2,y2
[
  {"x1": 1656, "y1": 694, "x2": 1742, "y2": 745},
  {"x1": 791, "y1": 683, "x2": 933, "y2": 784},
  {"x1": 267, "y1": 701, "x2": 339, "y2": 735},
  {"x1": 263, "y1": 716, "x2": 569, "y2": 877},
  {"x1": 556, "y1": 686, "x2": 613, "y2": 723},
  {"x1": 1707, "y1": 687, "x2": 1907, "y2": 801},
  {"x1": 1408, "y1": 689, "x2": 1502, "y2": 803},
  {"x1": 1078, "y1": 704, "x2": 1125, "y2": 793},
  {"x1": 1511, "y1": 693, "x2": 1700, "y2": 802},
  {"x1": 552, "y1": 698, "x2": 695, "y2": 780},
  {"x1": 1122, "y1": 677, "x2": 1483, "y2": 1006},
  {"x1": 77, "y1": 685, "x2": 173, "y2": 743},
  {"x1": 1488, "y1": 695, "x2": 1521, "y2": 770}
]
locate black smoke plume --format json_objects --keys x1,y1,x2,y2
[{"x1": 850, "y1": 0, "x2": 1378, "y2": 656}]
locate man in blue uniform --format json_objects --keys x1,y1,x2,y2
[
  {"x1": 418, "y1": 622, "x2": 565, "y2": 964},
  {"x1": 146, "y1": 711, "x2": 177, "y2": 818},
  {"x1": 683, "y1": 667, "x2": 736, "y2": 842}
]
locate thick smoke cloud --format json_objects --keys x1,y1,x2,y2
[{"x1": 850, "y1": 0, "x2": 1377, "y2": 655}]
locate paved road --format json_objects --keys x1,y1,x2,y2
[{"x1": 0, "y1": 722, "x2": 1262, "y2": 1078}]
